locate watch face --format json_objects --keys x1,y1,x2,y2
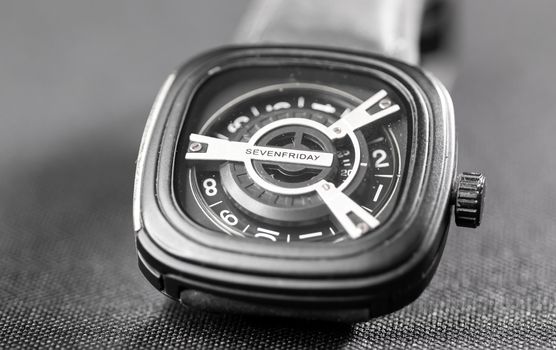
[{"x1": 174, "y1": 65, "x2": 409, "y2": 243}]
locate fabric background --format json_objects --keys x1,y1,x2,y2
[{"x1": 1, "y1": 1, "x2": 555, "y2": 348}]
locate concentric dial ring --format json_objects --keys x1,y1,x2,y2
[{"x1": 181, "y1": 82, "x2": 403, "y2": 242}]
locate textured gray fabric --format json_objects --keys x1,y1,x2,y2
[{"x1": 1, "y1": 1, "x2": 555, "y2": 349}]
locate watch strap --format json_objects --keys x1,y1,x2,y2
[
  {"x1": 235, "y1": 0, "x2": 425, "y2": 64},
  {"x1": 235, "y1": 0, "x2": 456, "y2": 86}
]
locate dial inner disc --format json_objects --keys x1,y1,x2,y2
[{"x1": 253, "y1": 125, "x2": 338, "y2": 189}]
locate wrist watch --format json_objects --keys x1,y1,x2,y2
[{"x1": 133, "y1": 0, "x2": 486, "y2": 322}]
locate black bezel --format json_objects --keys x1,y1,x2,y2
[{"x1": 134, "y1": 46, "x2": 456, "y2": 320}]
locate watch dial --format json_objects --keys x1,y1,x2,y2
[{"x1": 174, "y1": 66, "x2": 409, "y2": 243}]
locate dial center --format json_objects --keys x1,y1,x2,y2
[{"x1": 253, "y1": 125, "x2": 337, "y2": 187}]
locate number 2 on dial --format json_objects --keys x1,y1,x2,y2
[{"x1": 372, "y1": 149, "x2": 389, "y2": 168}]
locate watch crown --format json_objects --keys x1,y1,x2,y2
[{"x1": 453, "y1": 172, "x2": 486, "y2": 228}]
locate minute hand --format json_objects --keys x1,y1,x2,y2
[
  {"x1": 185, "y1": 134, "x2": 334, "y2": 167},
  {"x1": 327, "y1": 90, "x2": 400, "y2": 139}
]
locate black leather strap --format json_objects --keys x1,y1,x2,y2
[{"x1": 235, "y1": 0, "x2": 456, "y2": 86}]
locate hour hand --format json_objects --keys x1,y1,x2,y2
[
  {"x1": 327, "y1": 89, "x2": 400, "y2": 139},
  {"x1": 185, "y1": 134, "x2": 334, "y2": 167},
  {"x1": 314, "y1": 180, "x2": 380, "y2": 239}
]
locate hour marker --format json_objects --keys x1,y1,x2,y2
[
  {"x1": 215, "y1": 133, "x2": 229, "y2": 140},
  {"x1": 333, "y1": 236, "x2": 348, "y2": 243},
  {"x1": 299, "y1": 231, "x2": 323, "y2": 240},
  {"x1": 297, "y1": 96, "x2": 305, "y2": 108},
  {"x1": 360, "y1": 162, "x2": 368, "y2": 167},
  {"x1": 250, "y1": 106, "x2": 260, "y2": 117},
  {"x1": 329, "y1": 227, "x2": 336, "y2": 236},
  {"x1": 242, "y1": 224, "x2": 250, "y2": 233},
  {"x1": 311, "y1": 102, "x2": 336, "y2": 114},
  {"x1": 373, "y1": 184, "x2": 384, "y2": 202},
  {"x1": 287, "y1": 234, "x2": 291, "y2": 243},
  {"x1": 369, "y1": 137, "x2": 385, "y2": 144},
  {"x1": 255, "y1": 227, "x2": 280, "y2": 242},
  {"x1": 257, "y1": 227, "x2": 280, "y2": 235},
  {"x1": 267, "y1": 102, "x2": 291, "y2": 112},
  {"x1": 362, "y1": 206, "x2": 373, "y2": 213},
  {"x1": 375, "y1": 174, "x2": 394, "y2": 178},
  {"x1": 208, "y1": 201, "x2": 222, "y2": 208}
]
